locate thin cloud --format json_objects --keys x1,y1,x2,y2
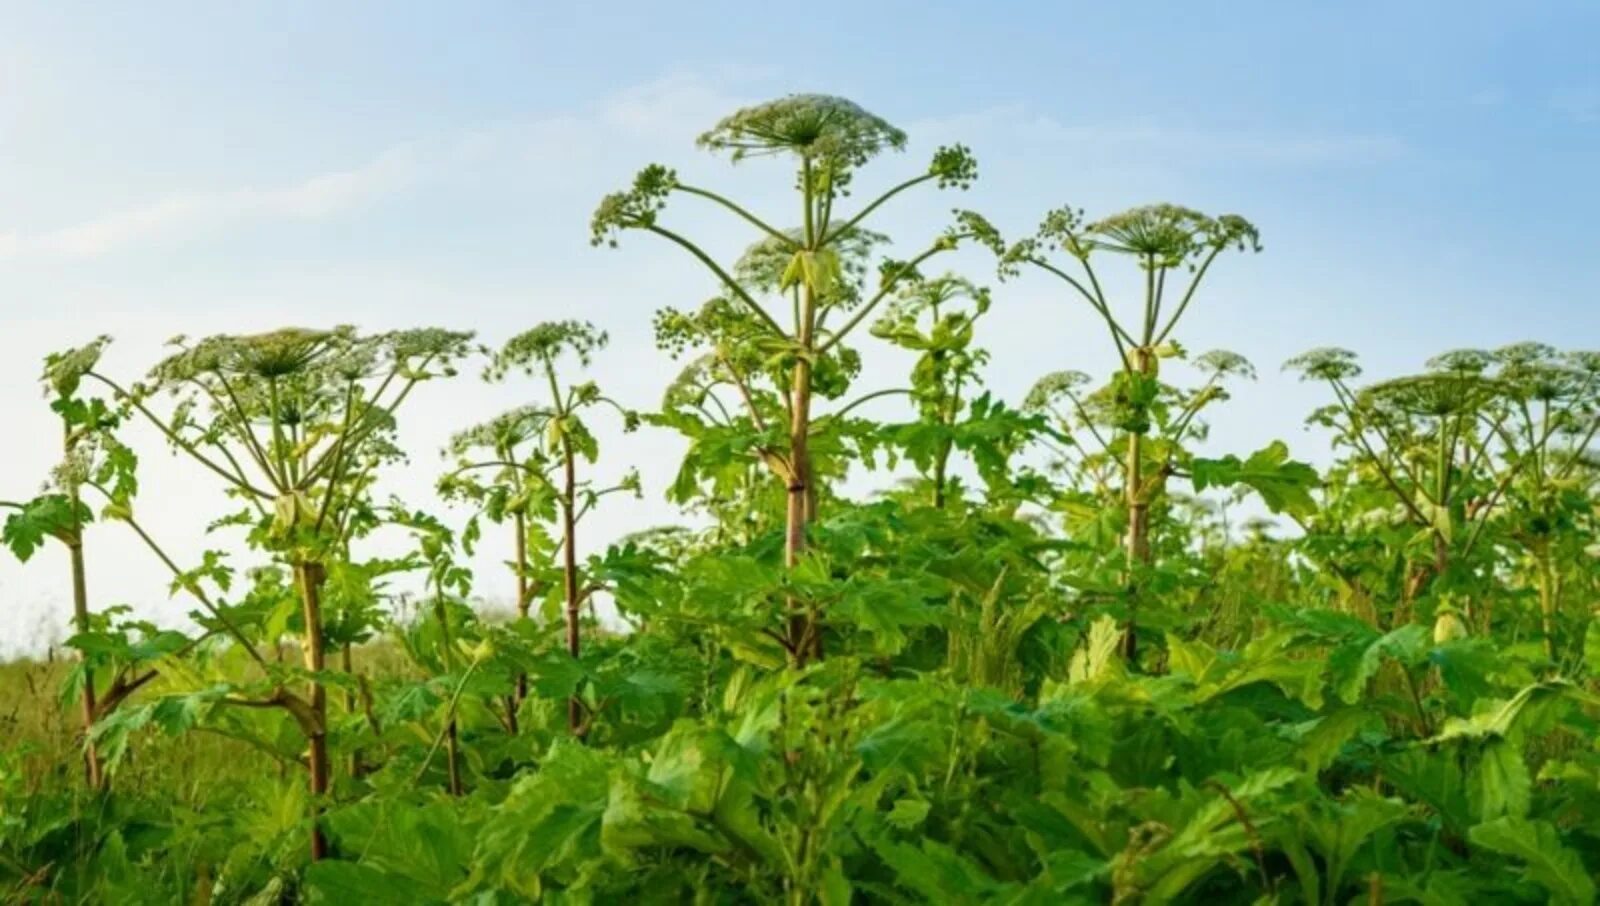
[
  {"x1": 916, "y1": 104, "x2": 1407, "y2": 167},
  {"x1": 599, "y1": 67, "x2": 764, "y2": 136},
  {"x1": 0, "y1": 144, "x2": 421, "y2": 260},
  {"x1": 0, "y1": 71, "x2": 755, "y2": 262},
  {"x1": 0, "y1": 80, "x2": 1407, "y2": 266},
  {"x1": 1550, "y1": 88, "x2": 1599, "y2": 124}
]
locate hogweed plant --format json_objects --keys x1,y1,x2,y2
[
  {"x1": 13, "y1": 103, "x2": 1600, "y2": 906},
  {"x1": 1287, "y1": 348, "x2": 1511, "y2": 628},
  {"x1": 3, "y1": 340, "x2": 230, "y2": 793},
  {"x1": 1290, "y1": 345, "x2": 1600, "y2": 654},
  {"x1": 1483, "y1": 344, "x2": 1600, "y2": 659},
  {"x1": 870, "y1": 274, "x2": 994, "y2": 509},
  {"x1": 63, "y1": 325, "x2": 471, "y2": 860},
  {"x1": 1002, "y1": 205, "x2": 1261, "y2": 657},
  {"x1": 593, "y1": 94, "x2": 997, "y2": 663},
  {"x1": 1027, "y1": 350, "x2": 1261, "y2": 496},
  {"x1": 385, "y1": 507, "x2": 477, "y2": 795},
  {"x1": 445, "y1": 321, "x2": 638, "y2": 734},
  {"x1": 2, "y1": 339, "x2": 138, "y2": 789},
  {"x1": 1024, "y1": 348, "x2": 1311, "y2": 654},
  {"x1": 440, "y1": 405, "x2": 552, "y2": 734}
]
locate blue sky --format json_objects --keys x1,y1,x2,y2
[{"x1": 2, "y1": 1, "x2": 1597, "y2": 650}]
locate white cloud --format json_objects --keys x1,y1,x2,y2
[
  {"x1": 0, "y1": 144, "x2": 422, "y2": 260},
  {"x1": 600, "y1": 67, "x2": 762, "y2": 136},
  {"x1": 0, "y1": 70, "x2": 762, "y2": 263},
  {"x1": 0, "y1": 76, "x2": 1406, "y2": 266}
]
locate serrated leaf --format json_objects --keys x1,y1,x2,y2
[
  {"x1": 1469, "y1": 817, "x2": 1595, "y2": 905},
  {"x1": 304, "y1": 861, "x2": 435, "y2": 905},
  {"x1": 885, "y1": 798, "x2": 931, "y2": 829},
  {"x1": 1471, "y1": 740, "x2": 1531, "y2": 821},
  {"x1": 1191, "y1": 441, "x2": 1319, "y2": 518}
]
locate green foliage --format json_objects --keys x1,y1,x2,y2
[
  {"x1": 1469, "y1": 817, "x2": 1596, "y2": 905},
  {"x1": 1191, "y1": 441, "x2": 1320, "y2": 518},
  {"x1": 8, "y1": 92, "x2": 1600, "y2": 906},
  {"x1": 2, "y1": 494, "x2": 91, "y2": 560}
]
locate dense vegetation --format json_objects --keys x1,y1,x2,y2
[{"x1": 5, "y1": 94, "x2": 1600, "y2": 904}]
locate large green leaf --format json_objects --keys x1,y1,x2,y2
[
  {"x1": 2, "y1": 494, "x2": 90, "y2": 561},
  {"x1": 1190, "y1": 441, "x2": 1319, "y2": 518},
  {"x1": 304, "y1": 861, "x2": 437, "y2": 905},
  {"x1": 1330, "y1": 624, "x2": 1430, "y2": 704},
  {"x1": 1469, "y1": 817, "x2": 1596, "y2": 905},
  {"x1": 1470, "y1": 740, "x2": 1531, "y2": 821}
]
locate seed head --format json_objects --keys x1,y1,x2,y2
[
  {"x1": 489, "y1": 321, "x2": 607, "y2": 380},
  {"x1": 43, "y1": 336, "x2": 112, "y2": 399},
  {"x1": 590, "y1": 164, "x2": 678, "y2": 247},
  {"x1": 696, "y1": 95, "x2": 907, "y2": 169},
  {"x1": 1024, "y1": 370, "x2": 1093, "y2": 411},
  {"x1": 1195, "y1": 349, "x2": 1256, "y2": 381},
  {"x1": 447, "y1": 405, "x2": 553, "y2": 456},
  {"x1": 1284, "y1": 348, "x2": 1362, "y2": 382},
  {"x1": 1360, "y1": 373, "x2": 1499, "y2": 418},
  {"x1": 1426, "y1": 348, "x2": 1493, "y2": 375}
]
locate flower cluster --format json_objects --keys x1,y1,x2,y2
[
  {"x1": 1284, "y1": 347, "x2": 1363, "y2": 382},
  {"x1": 489, "y1": 321, "x2": 608, "y2": 380},
  {"x1": 696, "y1": 94, "x2": 907, "y2": 169}
]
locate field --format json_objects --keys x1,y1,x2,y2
[{"x1": 4, "y1": 94, "x2": 1600, "y2": 905}]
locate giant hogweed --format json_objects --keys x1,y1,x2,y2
[{"x1": 594, "y1": 94, "x2": 998, "y2": 664}]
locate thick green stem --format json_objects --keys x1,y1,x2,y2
[
  {"x1": 67, "y1": 538, "x2": 103, "y2": 790},
  {"x1": 294, "y1": 561, "x2": 331, "y2": 861},
  {"x1": 544, "y1": 359, "x2": 586, "y2": 736},
  {"x1": 511, "y1": 510, "x2": 530, "y2": 727},
  {"x1": 1538, "y1": 549, "x2": 1559, "y2": 661},
  {"x1": 933, "y1": 438, "x2": 952, "y2": 509},
  {"x1": 341, "y1": 642, "x2": 361, "y2": 779},
  {"x1": 430, "y1": 580, "x2": 465, "y2": 794},
  {"x1": 1122, "y1": 348, "x2": 1156, "y2": 660},
  {"x1": 62, "y1": 419, "x2": 104, "y2": 790},
  {"x1": 786, "y1": 293, "x2": 819, "y2": 665},
  {"x1": 562, "y1": 435, "x2": 583, "y2": 735}
]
